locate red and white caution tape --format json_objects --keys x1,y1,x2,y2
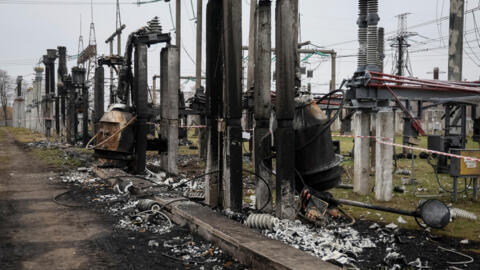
[{"x1": 332, "y1": 134, "x2": 480, "y2": 163}]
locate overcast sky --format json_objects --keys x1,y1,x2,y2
[{"x1": 0, "y1": 0, "x2": 479, "y2": 93}]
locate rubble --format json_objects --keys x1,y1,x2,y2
[{"x1": 262, "y1": 218, "x2": 376, "y2": 266}]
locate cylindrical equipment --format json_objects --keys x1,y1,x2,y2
[
  {"x1": 366, "y1": 0, "x2": 379, "y2": 70},
  {"x1": 357, "y1": 0, "x2": 368, "y2": 71},
  {"x1": 294, "y1": 102, "x2": 342, "y2": 192}
]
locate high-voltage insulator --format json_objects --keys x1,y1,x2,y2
[
  {"x1": 245, "y1": 214, "x2": 279, "y2": 231},
  {"x1": 366, "y1": 0, "x2": 380, "y2": 70},
  {"x1": 450, "y1": 208, "x2": 478, "y2": 221},
  {"x1": 147, "y1": 16, "x2": 162, "y2": 33},
  {"x1": 357, "y1": 0, "x2": 368, "y2": 70}
]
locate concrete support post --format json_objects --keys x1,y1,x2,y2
[
  {"x1": 222, "y1": 0, "x2": 243, "y2": 211},
  {"x1": 448, "y1": 0, "x2": 464, "y2": 81},
  {"x1": 370, "y1": 113, "x2": 376, "y2": 172},
  {"x1": 204, "y1": 0, "x2": 223, "y2": 208},
  {"x1": 353, "y1": 111, "x2": 370, "y2": 195},
  {"x1": 253, "y1": 0, "x2": 272, "y2": 212},
  {"x1": 275, "y1": 0, "x2": 298, "y2": 220},
  {"x1": 375, "y1": 108, "x2": 394, "y2": 201},
  {"x1": 134, "y1": 44, "x2": 148, "y2": 174},
  {"x1": 330, "y1": 52, "x2": 336, "y2": 91},
  {"x1": 160, "y1": 46, "x2": 180, "y2": 175},
  {"x1": 94, "y1": 67, "x2": 104, "y2": 135}
]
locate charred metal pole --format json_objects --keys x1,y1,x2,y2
[
  {"x1": 448, "y1": 0, "x2": 464, "y2": 81},
  {"x1": 65, "y1": 75, "x2": 74, "y2": 144},
  {"x1": 254, "y1": 0, "x2": 272, "y2": 212},
  {"x1": 94, "y1": 67, "x2": 104, "y2": 135},
  {"x1": 81, "y1": 77, "x2": 88, "y2": 146},
  {"x1": 204, "y1": 0, "x2": 223, "y2": 208},
  {"x1": 134, "y1": 44, "x2": 148, "y2": 174},
  {"x1": 275, "y1": 0, "x2": 298, "y2": 219},
  {"x1": 58, "y1": 46, "x2": 68, "y2": 134},
  {"x1": 222, "y1": 0, "x2": 243, "y2": 211}
]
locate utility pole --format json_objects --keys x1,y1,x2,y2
[
  {"x1": 448, "y1": 0, "x2": 464, "y2": 81},
  {"x1": 253, "y1": 0, "x2": 272, "y2": 212}
]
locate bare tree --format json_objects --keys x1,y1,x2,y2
[{"x1": 0, "y1": 69, "x2": 13, "y2": 125}]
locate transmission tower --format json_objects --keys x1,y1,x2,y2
[
  {"x1": 78, "y1": 0, "x2": 97, "y2": 84},
  {"x1": 389, "y1": 13, "x2": 417, "y2": 77},
  {"x1": 78, "y1": 15, "x2": 84, "y2": 59}
]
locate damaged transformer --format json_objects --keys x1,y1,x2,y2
[{"x1": 93, "y1": 17, "x2": 174, "y2": 174}]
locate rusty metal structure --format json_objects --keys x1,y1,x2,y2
[{"x1": 93, "y1": 17, "x2": 173, "y2": 174}]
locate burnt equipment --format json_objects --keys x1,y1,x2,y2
[
  {"x1": 294, "y1": 93, "x2": 344, "y2": 193},
  {"x1": 300, "y1": 188, "x2": 452, "y2": 229},
  {"x1": 94, "y1": 17, "x2": 172, "y2": 174}
]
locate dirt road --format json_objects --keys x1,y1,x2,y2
[
  {"x1": 0, "y1": 129, "x2": 120, "y2": 269},
  {"x1": 0, "y1": 129, "x2": 240, "y2": 269}
]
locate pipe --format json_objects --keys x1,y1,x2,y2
[{"x1": 334, "y1": 198, "x2": 419, "y2": 217}]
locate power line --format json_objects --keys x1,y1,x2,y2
[
  {"x1": 0, "y1": 0, "x2": 134, "y2": 5},
  {"x1": 324, "y1": 6, "x2": 480, "y2": 48}
]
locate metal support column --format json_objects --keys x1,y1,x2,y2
[
  {"x1": 222, "y1": 0, "x2": 243, "y2": 211},
  {"x1": 204, "y1": 0, "x2": 223, "y2": 208},
  {"x1": 134, "y1": 44, "x2": 148, "y2": 174},
  {"x1": 254, "y1": 0, "x2": 272, "y2": 212},
  {"x1": 94, "y1": 67, "x2": 104, "y2": 135},
  {"x1": 275, "y1": 0, "x2": 297, "y2": 219}
]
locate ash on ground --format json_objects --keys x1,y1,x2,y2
[{"x1": 51, "y1": 168, "x2": 246, "y2": 269}]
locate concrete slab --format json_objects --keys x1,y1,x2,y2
[{"x1": 154, "y1": 196, "x2": 339, "y2": 270}]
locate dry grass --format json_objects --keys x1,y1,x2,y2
[
  {"x1": 3, "y1": 127, "x2": 84, "y2": 169},
  {"x1": 5, "y1": 127, "x2": 47, "y2": 143}
]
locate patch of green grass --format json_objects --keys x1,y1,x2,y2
[{"x1": 331, "y1": 134, "x2": 480, "y2": 241}]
